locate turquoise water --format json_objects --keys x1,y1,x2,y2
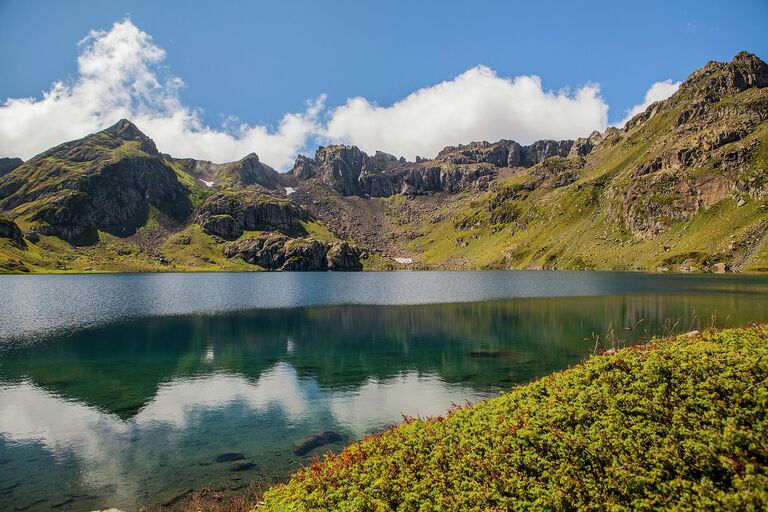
[{"x1": 0, "y1": 271, "x2": 767, "y2": 511}]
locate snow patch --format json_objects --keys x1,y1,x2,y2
[
  {"x1": 393, "y1": 257, "x2": 413, "y2": 264},
  {"x1": 201, "y1": 180, "x2": 214, "y2": 188},
  {"x1": 285, "y1": 187, "x2": 296, "y2": 195}
]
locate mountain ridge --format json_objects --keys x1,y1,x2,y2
[{"x1": 1, "y1": 51, "x2": 767, "y2": 273}]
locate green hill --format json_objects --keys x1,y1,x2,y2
[{"x1": 259, "y1": 325, "x2": 768, "y2": 511}]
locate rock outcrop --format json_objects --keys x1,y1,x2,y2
[
  {"x1": 614, "y1": 52, "x2": 768, "y2": 239},
  {"x1": 224, "y1": 234, "x2": 362, "y2": 271},
  {"x1": 197, "y1": 189, "x2": 310, "y2": 240},
  {"x1": 287, "y1": 137, "x2": 579, "y2": 198},
  {"x1": 0, "y1": 217, "x2": 24, "y2": 247},
  {"x1": 0, "y1": 157, "x2": 23, "y2": 178}
]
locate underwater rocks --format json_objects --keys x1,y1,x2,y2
[
  {"x1": 292, "y1": 431, "x2": 343, "y2": 456},
  {"x1": 215, "y1": 452, "x2": 246, "y2": 463}
]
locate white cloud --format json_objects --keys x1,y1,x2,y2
[
  {"x1": 323, "y1": 66, "x2": 609, "y2": 160},
  {"x1": 330, "y1": 372, "x2": 494, "y2": 437},
  {"x1": 0, "y1": 18, "x2": 673, "y2": 171},
  {"x1": 0, "y1": 19, "x2": 321, "y2": 170},
  {"x1": 616, "y1": 79, "x2": 681, "y2": 127}
]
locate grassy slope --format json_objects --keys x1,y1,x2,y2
[
  {"x1": 0, "y1": 211, "x2": 341, "y2": 273},
  {"x1": 400, "y1": 91, "x2": 768, "y2": 272},
  {"x1": 261, "y1": 326, "x2": 768, "y2": 511}
]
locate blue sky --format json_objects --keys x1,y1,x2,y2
[{"x1": 0, "y1": 0, "x2": 766, "y2": 167}]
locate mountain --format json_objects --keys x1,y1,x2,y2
[{"x1": 0, "y1": 52, "x2": 767, "y2": 273}]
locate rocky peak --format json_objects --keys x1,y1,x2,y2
[
  {"x1": 102, "y1": 119, "x2": 160, "y2": 156},
  {"x1": 310, "y1": 145, "x2": 368, "y2": 195},
  {"x1": 681, "y1": 51, "x2": 768, "y2": 101},
  {"x1": 291, "y1": 155, "x2": 316, "y2": 180},
  {"x1": 569, "y1": 130, "x2": 603, "y2": 158},
  {"x1": 372, "y1": 150, "x2": 398, "y2": 163},
  {"x1": 216, "y1": 152, "x2": 282, "y2": 190}
]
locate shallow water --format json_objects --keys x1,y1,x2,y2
[{"x1": 0, "y1": 271, "x2": 767, "y2": 511}]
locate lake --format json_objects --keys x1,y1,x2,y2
[{"x1": 1, "y1": 271, "x2": 767, "y2": 511}]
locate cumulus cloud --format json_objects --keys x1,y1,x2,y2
[
  {"x1": 323, "y1": 66, "x2": 609, "y2": 159},
  {"x1": 0, "y1": 18, "x2": 672, "y2": 170},
  {"x1": 616, "y1": 79, "x2": 681, "y2": 127},
  {"x1": 0, "y1": 19, "x2": 322, "y2": 169}
]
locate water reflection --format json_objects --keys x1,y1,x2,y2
[
  {"x1": 0, "y1": 367, "x2": 490, "y2": 511},
  {"x1": 2, "y1": 271, "x2": 766, "y2": 342},
  {"x1": 0, "y1": 278, "x2": 767, "y2": 511}
]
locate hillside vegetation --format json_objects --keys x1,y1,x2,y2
[
  {"x1": 1, "y1": 52, "x2": 767, "y2": 273},
  {"x1": 259, "y1": 326, "x2": 768, "y2": 511}
]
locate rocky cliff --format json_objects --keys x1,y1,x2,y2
[
  {"x1": 0, "y1": 157, "x2": 23, "y2": 178},
  {"x1": 284, "y1": 136, "x2": 579, "y2": 198},
  {"x1": 197, "y1": 189, "x2": 311, "y2": 240}
]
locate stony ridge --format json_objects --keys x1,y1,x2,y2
[{"x1": 284, "y1": 136, "x2": 582, "y2": 198}]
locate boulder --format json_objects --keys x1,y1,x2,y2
[
  {"x1": 229, "y1": 461, "x2": 256, "y2": 472},
  {"x1": 224, "y1": 234, "x2": 362, "y2": 271},
  {"x1": 293, "y1": 431, "x2": 342, "y2": 456},
  {"x1": 200, "y1": 214, "x2": 243, "y2": 240},
  {"x1": 327, "y1": 241, "x2": 363, "y2": 270},
  {"x1": 215, "y1": 452, "x2": 246, "y2": 463},
  {"x1": 0, "y1": 218, "x2": 25, "y2": 247}
]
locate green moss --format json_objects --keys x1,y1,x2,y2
[
  {"x1": 301, "y1": 220, "x2": 338, "y2": 244},
  {"x1": 262, "y1": 326, "x2": 768, "y2": 511}
]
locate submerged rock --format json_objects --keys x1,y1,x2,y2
[
  {"x1": 215, "y1": 452, "x2": 246, "y2": 463},
  {"x1": 229, "y1": 460, "x2": 257, "y2": 472},
  {"x1": 293, "y1": 431, "x2": 343, "y2": 456}
]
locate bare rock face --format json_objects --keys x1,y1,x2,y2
[
  {"x1": 200, "y1": 214, "x2": 243, "y2": 240},
  {"x1": 288, "y1": 137, "x2": 575, "y2": 198},
  {"x1": 224, "y1": 233, "x2": 362, "y2": 271},
  {"x1": 436, "y1": 140, "x2": 515, "y2": 166},
  {"x1": 327, "y1": 241, "x2": 363, "y2": 270},
  {"x1": 0, "y1": 217, "x2": 24, "y2": 247},
  {"x1": 569, "y1": 131, "x2": 603, "y2": 158},
  {"x1": 436, "y1": 139, "x2": 574, "y2": 168},
  {"x1": 0, "y1": 157, "x2": 23, "y2": 178},
  {"x1": 312, "y1": 145, "x2": 369, "y2": 195},
  {"x1": 521, "y1": 140, "x2": 575, "y2": 166},
  {"x1": 197, "y1": 189, "x2": 310, "y2": 240}
]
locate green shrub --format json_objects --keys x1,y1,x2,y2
[{"x1": 262, "y1": 326, "x2": 768, "y2": 511}]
